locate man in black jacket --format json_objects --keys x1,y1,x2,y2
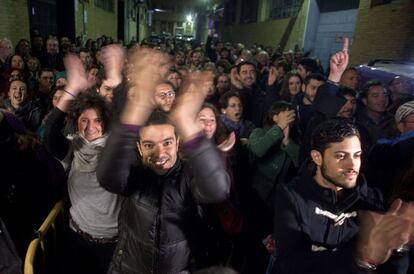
[
  {"x1": 272, "y1": 118, "x2": 414, "y2": 274},
  {"x1": 97, "y1": 48, "x2": 230, "y2": 274}
]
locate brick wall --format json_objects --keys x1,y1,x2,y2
[
  {"x1": 75, "y1": 0, "x2": 117, "y2": 40},
  {"x1": 0, "y1": 0, "x2": 30, "y2": 46},
  {"x1": 350, "y1": 0, "x2": 414, "y2": 66}
]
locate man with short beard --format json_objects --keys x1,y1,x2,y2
[
  {"x1": 272, "y1": 118, "x2": 414, "y2": 274},
  {"x1": 355, "y1": 80, "x2": 399, "y2": 144},
  {"x1": 40, "y1": 37, "x2": 64, "y2": 71},
  {"x1": 231, "y1": 61, "x2": 266, "y2": 127}
]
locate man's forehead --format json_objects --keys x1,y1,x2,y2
[
  {"x1": 325, "y1": 136, "x2": 361, "y2": 153},
  {"x1": 139, "y1": 124, "x2": 175, "y2": 140},
  {"x1": 368, "y1": 85, "x2": 385, "y2": 95},
  {"x1": 240, "y1": 64, "x2": 255, "y2": 70}
]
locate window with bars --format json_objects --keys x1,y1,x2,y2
[
  {"x1": 240, "y1": 0, "x2": 259, "y2": 24},
  {"x1": 94, "y1": 0, "x2": 114, "y2": 12},
  {"x1": 224, "y1": 0, "x2": 237, "y2": 25},
  {"x1": 269, "y1": 0, "x2": 303, "y2": 20}
]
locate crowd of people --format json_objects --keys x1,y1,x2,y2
[{"x1": 1, "y1": 30, "x2": 414, "y2": 274}]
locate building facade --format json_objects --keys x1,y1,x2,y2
[{"x1": 220, "y1": 0, "x2": 414, "y2": 67}]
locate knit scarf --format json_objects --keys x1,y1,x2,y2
[
  {"x1": 221, "y1": 114, "x2": 245, "y2": 137},
  {"x1": 68, "y1": 133, "x2": 108, "y2": 172}
]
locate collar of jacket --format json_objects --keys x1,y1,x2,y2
[
  {"x1": 295, "y1": 161, "x2": 368, "y2": 213},
  {"x1": 142, "y1": 158, "x2": 183, "y2": 181}
]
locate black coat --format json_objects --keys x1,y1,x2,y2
[
  {"x1": 97, "y1": 125, "x2": 230, "y2": 274},
  {"x1": 272, "y1": 162, "x2": 384, "y2": 274}
]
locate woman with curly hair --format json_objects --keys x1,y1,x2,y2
[{"x1": 43, "y1": 49, "x2": 123, "y2": 274}]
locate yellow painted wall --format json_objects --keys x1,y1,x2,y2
[
  {"x1": 222, "y1": 0, "x2": 309, "y2": 50},
  {"x1": 0, "y1": 0, "x2": 30, "y2": 45},
  {"x1": 75, "y1": 0, "x2": 117, "y2": 40},
  {"x1": 350, "y1": 0, "x2": 414, "y2": 65}
]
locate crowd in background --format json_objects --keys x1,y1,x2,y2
[{"x1": 1, "y1": 29, "x2": 414, "y2": 274}]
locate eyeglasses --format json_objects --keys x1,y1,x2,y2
[{"x1": 156, "y1": 91, "x2": 175, "y2": 100}]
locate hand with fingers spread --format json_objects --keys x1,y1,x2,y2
[
  {"x1": 64, "y1": 53, "x2": 97, "y2": 95},
  {"x1": 268, "y1": 66, "x2": 279, "y2": 87},
  {"x1": 169, "y1": 70, "x2": 215, "y2": 141},
  {"x1": 57, "y1": 54, "x2": 97, "y2": 112},
  {"x1": 356, "y1": 199, "x2": 413, "y2": 266},
  {"x1": 273, "y1": 109, "x2": 296, "y2": 131},
  {"x1": 121, "y1": 48, "x2": 171, "y2": 125},
  {"x1": 328, "y1": 37, "x2": 349, "y2": 83},
  {"x1": 100, "y1": 44, "x2": 126, "y2": 88}
]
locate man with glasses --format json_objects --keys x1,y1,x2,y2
[{"x1": 154, "y1": 81, "x2": 176, "y2": 112}]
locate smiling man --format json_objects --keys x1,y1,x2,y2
[
  {"x1": 97, "y1": 48, "x2": 230, "y2": 274},
  {"x1": 356, "y1": 80, "x2": 399, "y2": 144},
  {"x1": 272, "y1": 118, "x2": 413, "y2": 274},
  {"x1": 233, "y1": 61, "x2": 266, "y2": 127}
]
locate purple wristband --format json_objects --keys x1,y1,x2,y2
[
  {"x1": 120, "y1": 123, "x2": 141, "y2": 134},
  {"x1": 63, "y1": 89, "x2": 76, "y2": 98}
]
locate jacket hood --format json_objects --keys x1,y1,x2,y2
[{"x1": 313, "y1": 83, "x2": 347, "y2": 118}]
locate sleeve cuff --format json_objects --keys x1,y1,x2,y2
[{"x1": 182, "y1": 131, "x2": 206, "y2": 153}]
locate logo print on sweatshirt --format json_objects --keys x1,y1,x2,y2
[{"x1": 315, "y1": 207, "x2": 357, "y2": 226}]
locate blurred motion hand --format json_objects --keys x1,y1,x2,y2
[
  {"x1": 64, "y1": 53, "x2": 96, "y2": 94},
  {"x1": 169, "y1": 70, "x2": 214, "y2": 141},
  {"x1": 357, "y1": 199, "x2": 413, "y2": 265},
  {"x1": 125, "y1": 47, "x2": 171, "y2": 108},
  {"x1": 100, "y1": 44, "x2": 125, "y2": 87}
]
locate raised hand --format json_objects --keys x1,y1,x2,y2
[
  {"x1": 169, "y1": 70, "x2": 214, "y2": 141},
  {"x1": 121, "y1": 47, "x2": 171, "y2": 125},
  {"x1": 328, "y1": 37, "x2": 349, "y2": 83},
  {"x1": 100, "y1": 44, "x2": 126, "y2": 87},
  {"x1": 267, "y1": 66, "x2": 279, "y2": 86},
  {"x1": 64, "y1": 53, "x2": 96, "y2": 95}
]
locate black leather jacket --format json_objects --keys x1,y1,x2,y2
[{"x1": 97, "y1": 124, "x2": 230, "y2": 274}]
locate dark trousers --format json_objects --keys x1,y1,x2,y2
[{"x1": 61, "y1": 228, "x2": 116, "y2": 274}]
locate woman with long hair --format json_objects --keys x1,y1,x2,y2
[{"x1": 279, "y1": 71, "x2": 302, "y2": 102}]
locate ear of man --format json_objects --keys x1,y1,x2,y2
[
  {"x1": 311, "y1": 149, "x2": 322, "y2": 166},
  {"x1": 136, "y1": 142, "x2": 143, "y2": 157}
]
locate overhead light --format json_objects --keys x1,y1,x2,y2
[{"x1": 186, "y1": 14, "x2": 193, "y2": 22}]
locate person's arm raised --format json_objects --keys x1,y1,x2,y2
[
  {"x1": 57, "y1": 54, "x2": 96, "y2": 112},
  {"x1": 121, "y1": 48, "x2": 171, "y2": 125},
  {"x1": 328, "y1": 37, "x2": 349, "y2": 84},
  {"x1": 100, "y1": 44, "x2": 125, "y2": 88}
]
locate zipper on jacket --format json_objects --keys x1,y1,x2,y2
[{"x1": 153, "y1": 178, "x2": 165, "y2": 274}]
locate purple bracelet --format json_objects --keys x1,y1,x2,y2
[{"x1": 63, "y1": 89, "x2": 76, "y2": 98}]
